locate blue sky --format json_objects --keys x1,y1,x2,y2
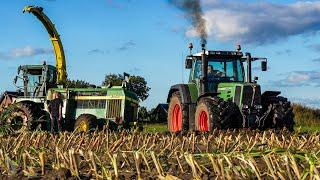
[{"x1": 1, "y1": 0, "x2": 320, "y2": 109}]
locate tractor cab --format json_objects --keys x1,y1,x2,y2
[
  {"x1": 186, "y1": 47, "x2": 268, "y2": 108},
  {"x1": 188, "y1": 51, "x2": 246, "y2": 92},
  {"x1": 14, "y1": 63, "x2": 57, "y2": 98}
]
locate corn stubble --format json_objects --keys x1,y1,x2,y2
[{"x1": 0, "y1": 129, "x2": 319, "y2": 179}]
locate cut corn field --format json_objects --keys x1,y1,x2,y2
[{"x1": 0, "y1": 129, "x2": 320, "y2": 179}]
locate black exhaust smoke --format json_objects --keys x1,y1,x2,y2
[{"x1": 168, "y1": 0, "x2": 207, "y2": 45}]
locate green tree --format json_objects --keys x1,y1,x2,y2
[
  {"x1": 102, "y1": 74, "x2": 151, "y2": 101},
  {"x1": 65, "y1": 79, "x2": 95, "y2": 88},
  {"x1": 138, "y1": 106, "x2": 149, "y2": 121}
]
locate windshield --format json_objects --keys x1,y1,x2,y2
[
  {"x1": 26, "y1": 69, "x2": 43, "y2": 96},
  {"x1": 194, "y1": 59, "x2": 244, "y2": 82}
]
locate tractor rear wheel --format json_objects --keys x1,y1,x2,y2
[
  {"x1": 266, "y1": 96, "x2": 295, "y2": 131},
  {"x1": 6, "y1": 102, "x2": 43, "y2": 131},
  {"x1": 195, "y1": 97, "x2": 242, "y2": 132},
  {"x1": 167, "y1": 92, "x2": 189, "y2": 132},
  {"x1": 74, "y1": 114, "x2": 97, "y2": 132}
]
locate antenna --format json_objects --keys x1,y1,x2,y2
[{"x1": 182, "y1": 51, "x2": 184, "y2": 83}]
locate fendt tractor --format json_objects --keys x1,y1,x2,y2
[
  {"x1": 167, "y1": 43, "x2": 294, "y2": 132},
  {"x1": 0, "y1": 6, "x2": 139, "y2": 132}
]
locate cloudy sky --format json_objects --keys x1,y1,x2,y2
[{"x1": 1, "y1": 0, "x2": 320, "y2": 108}]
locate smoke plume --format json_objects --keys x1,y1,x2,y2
[{"x1": 169, "y1": 0, "x2": 207, "y2": 45}]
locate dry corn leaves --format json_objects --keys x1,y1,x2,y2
[{"x1": 0, "y1": 129, "x2": 319, "y2": 179}]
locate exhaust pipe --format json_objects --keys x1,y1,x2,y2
[
  {"x1": 201, "y1": 43, "x2": 208, "y2": 95},
  {"x1": 246, "y1": 52, "x2": 252, "y2": 83}
]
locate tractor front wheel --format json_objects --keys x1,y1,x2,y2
[
  {"x1": 74, "y1": 114, "x2": 97, "y2": 132},
  {"x1": 167, "y1": 92, "x2": 189, "y2": 133},
  {"x1": 195, "y1": 97, "x2": 242, "y2": 132}
]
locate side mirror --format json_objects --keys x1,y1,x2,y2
[
  {"x1": 261, "y1": 61, "x2": 267, "y2": 71},
  {"x1": 185, "y1": 57, "x2": 193, "y2": 69},
  {"x1": 17, "y1": 66, "x2": 21, "y2": 74},
  {"x1": 14, "y1": 76, "x2": 18, "y2": 84}
]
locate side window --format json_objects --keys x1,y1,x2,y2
[
  {"x1": 237, "y1": 61, "x2": 244, "y2": 82},
  {"x1": 226, "y1": 62, "x2": 234, "y2": 80},
  {"x1": 48, "y1": 69, "x2": 54, "y2": 83},
  {"x1": 193, "y1": 61, "x2": 202, "y2": 79}
]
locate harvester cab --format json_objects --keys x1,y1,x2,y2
[
  {"x1": 14, "y1": 63, "x2": 56, "y2": 98},
  {"x1": 167, "y1": 44, "x2": 294, "y2": 133}
]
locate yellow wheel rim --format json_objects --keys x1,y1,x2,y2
[{"x1": 78, "y1": 121, "x2": 88, "y2": 132}]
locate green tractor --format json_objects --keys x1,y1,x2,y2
[{"x1": 167, "y1": 44, "x2": 294, "y2": 132}]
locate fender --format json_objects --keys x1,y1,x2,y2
[
  {"x1": 167, "y1": 84, "x2": 192, "y2": 104},
  {"x1": 197, "y1": 92, "x2": 220, "y2": 103},
  {"x1": 261, "y1": 91, "x2": 281, "y2": 102}
]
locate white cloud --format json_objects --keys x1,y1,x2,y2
[
  {"x1": 287, "y1": 73, "x2": 310, "y2": 83},
  {"x1": 186, "y1": 1, "x2": 320, "y2": 44},
  {"x1": 0, "y1": 46, "x2": 53, "y2": 60},
  {"x1": 290, "y1": 97, "x2": 320, "y2": 108},
  {"x1": 270, "y1": 70, "x2": 320, "y2": 87}
]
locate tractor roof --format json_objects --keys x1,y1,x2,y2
[
  {"x1": 192, "y1": 50, "x2": 243, "y2": 59},
  {"x1": 21, "y1": 64, "x2": 56, "y2": 70}
]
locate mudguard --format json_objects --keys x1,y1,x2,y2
[
  {"x1": 261, "y1": 91, "x2": 281, "y2": 102},
  {"x1": 197, "y1": 92, "x2": 220, "y2": 103},
  {"x1": 167, "y1": 84, "x2": 192, "y2": 104}
]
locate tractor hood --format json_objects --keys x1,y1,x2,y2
[{"x1": 217, "y1": 82, "x2": 262, "y2": 107}]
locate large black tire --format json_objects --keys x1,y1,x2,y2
[
  {"x1": 264, "y1": 96, "x2": 295, "y2": 131},
  {"x1": 74, "y1": 114, "x2": 97, "y2": 132},
  {"x1": 6, "y1": 102, "x2": 44, "y2": 131},
  {"x1": 167, "y1": 92, "x2": 189, "y2": 132},
  {"x1": 195, "y1": 97, "x2": 242, "y2": 131}
]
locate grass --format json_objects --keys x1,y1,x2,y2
[
  {"x1": 142, "y1": 123, "x2": 167, "y2": 133},
  {"x1": 295, "y1": 125, "x2": 320, "y2": 133},
  {"x1": 293, "y1": 104, "x2": 320, "y2": 132},
  {"x1": 293, "y1": 104, "x2": 320, "y2": 125}
]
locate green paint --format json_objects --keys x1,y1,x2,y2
[
  {"x1": 48, "y1": 85, "x2": 139, "y2": 125},
  {"x1": 187, "y1": 83, "x2": 199, "y2": 103},
  {"x1": 217, "y1": 82, "x2": 237, "y2": 101},
  {"x1": 75, "y1": 109, "x2": 106, "y2": 119}
]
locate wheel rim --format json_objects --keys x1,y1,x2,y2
[
  {"x1": 78, "y1": 121, "x2": 88, "y2": 132},
  {"x1": 171, "y1": 104, "x2": 182, "y2": 132},
  {"x1": 9, "y1": 112, "x2": 28, "y2": 131},
  {"x1": 199, "y1": 110, "x2": 209, "y2": 132}
]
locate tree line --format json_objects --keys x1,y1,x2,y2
[{"x1": 66, "y1": 73, "x2": 150, "y2": 102}]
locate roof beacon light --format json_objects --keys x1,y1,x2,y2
[
  {"x1": 236, "y1": 44, "x2": 241, "y2": 51},
  {"x1": 188, "y1": 43, "x2": 193, "y2": 55}
]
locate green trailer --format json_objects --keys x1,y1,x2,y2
[{"x1": 46, "y1": 87, "x2": 139, "y2": 131}]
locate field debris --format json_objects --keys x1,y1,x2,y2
[{"x1": 0, "y1": 129, "x2": 319, "y2": 179}]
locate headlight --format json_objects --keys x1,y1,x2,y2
[{"x1": 243, "y1": 105, "x2": 249, "y2": 109}]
